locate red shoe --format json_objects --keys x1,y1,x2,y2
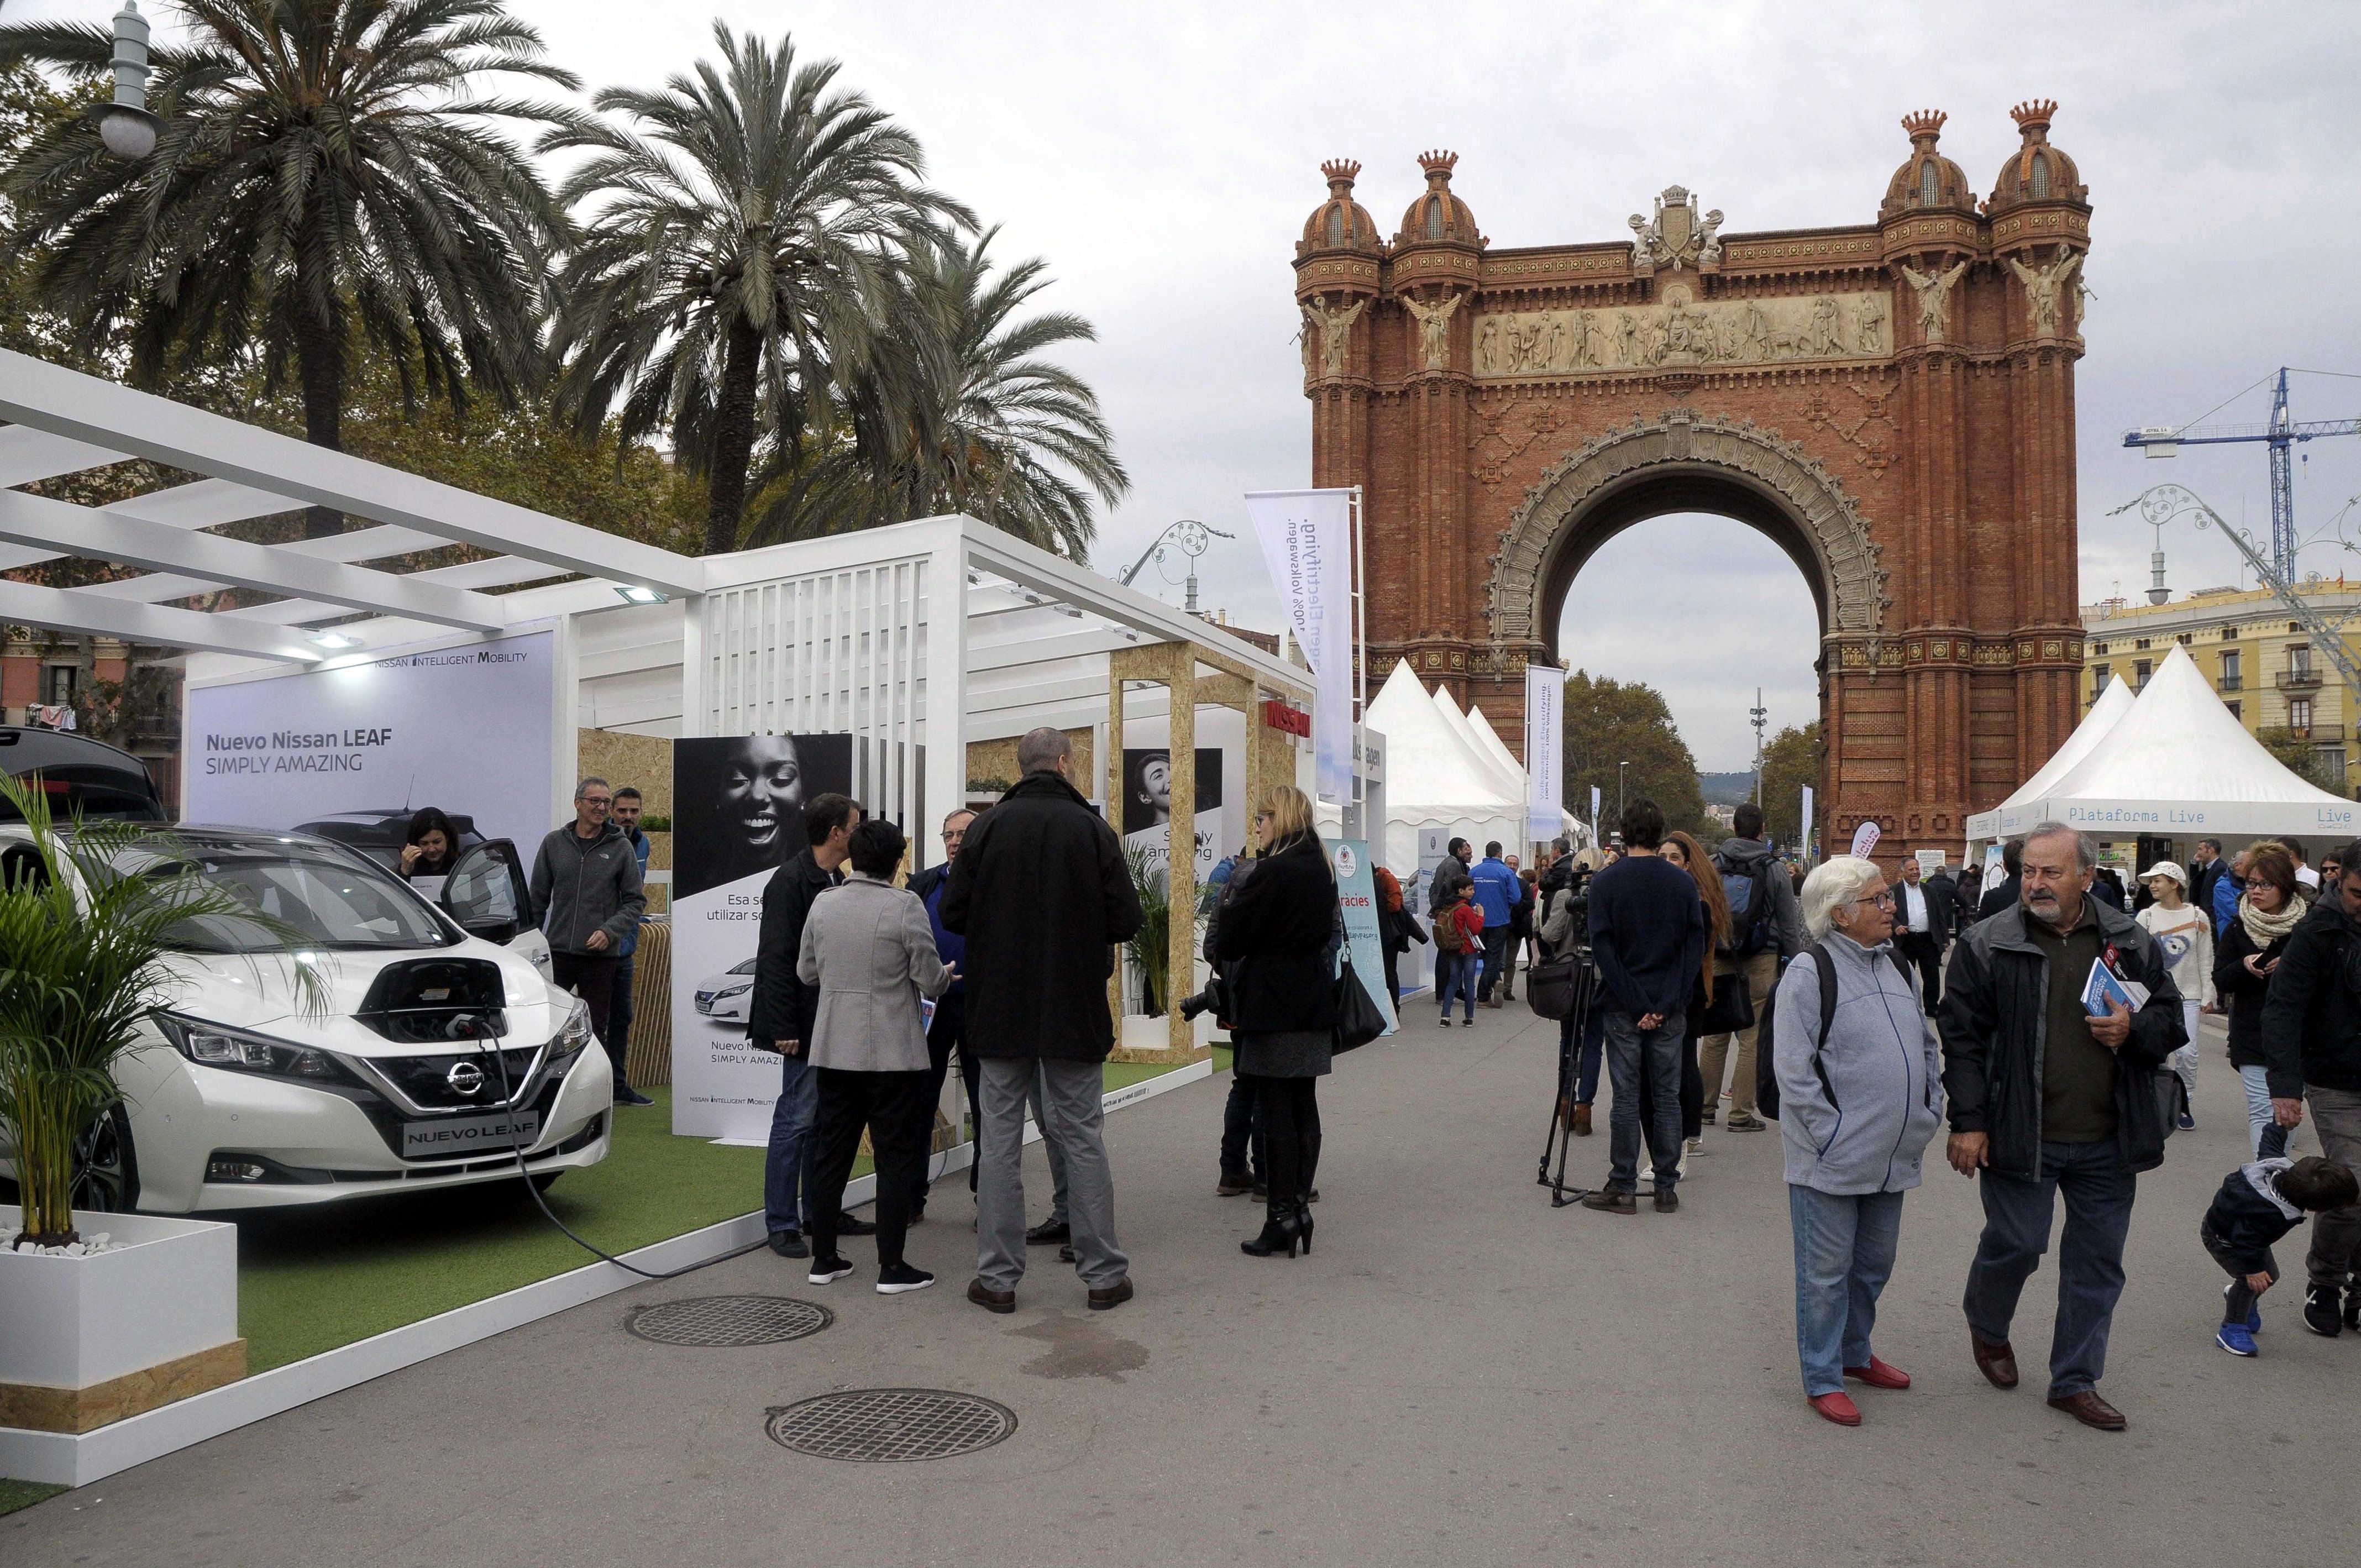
[
  {"x1": 1844, "y1": 1355, "x2": 1911, "y2": 1390},
  {"x1": 1808, "y1": 1391, "x2": 1861, "y2": 1427}
]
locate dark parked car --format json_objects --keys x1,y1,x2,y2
[
  {"x1": 0, "y1": 726, "x2": 167, "y2": 821},
  {"x1": 295, "y1": 807, "x2": 488, "y2": 871}
]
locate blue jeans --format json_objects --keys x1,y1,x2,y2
[
  {"x1": 1436, "y1": 951, "x2": 1478, "y2": 1019},
  {"x1": 763, "y1": 1051, "x2": 819, "y2": 1235},
  {"x1": 1604, "y1": 1009, "x2": 1685, "y2": 1192},
  {"x1": 1962, "y1": 1140, "x2": 2138, "y2": 1398},
  {"x1": 2239, "y1": 1064, "x2": 2293, "y2": 1159},
  {"x1": 1789, "y1": 1186, "x2": 1906, "y2": 1396},
  {"x1": 1563, "y1": 1004, "x2": 1606, "y2": 1105},
  {"x1": 1479, "y1": 925, "x2": 1510, "y2": 1000}
]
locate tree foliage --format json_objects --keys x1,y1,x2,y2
[
  {"x1": 1756, "y1": 721, "x2": 1823, "y2": 856},
  {"x1": 1559, "y1": 669, "x2": 1712, "y2": 841},
  {"x1": 0, "y1": 0, "x2": 581, "y2": 535}
]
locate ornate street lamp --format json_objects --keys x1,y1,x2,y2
[{"x1": 89, "y1": 3, "x2": 161, "y2": 161}]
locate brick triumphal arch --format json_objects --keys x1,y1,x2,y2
[{"x1": 1294, "y1": 105, "x2": 2093, "y2": 858}]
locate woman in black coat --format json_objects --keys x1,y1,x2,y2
[
  {"x1": 1215, "y1": 784, "x2": 1339, "y2": 1258},
  {"x1": 2212, "y1": 843, "x2": 2306, "y2": 1158}
]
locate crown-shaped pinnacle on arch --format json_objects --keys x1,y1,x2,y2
[
  {"x1": 1416, "y1": 149, "x2": 1460, "y2": 183},
  {"x1": 1320, "y1": 158, "x2": 1361, "y2": 192},
  {"x1": 1900, "y1": 108, "x2": 1947, "y2": 145},
  {"x1": 2010, "y1": 98, "x2": 2059, "y2": 133}
]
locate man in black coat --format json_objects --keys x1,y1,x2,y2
[
  {"x1": 2188, "y1": 838, "x2": 2226, "y2": 920},
  {"x1": 2254, "y1": 842, "x2": 2361, "y2": 1336},
  {"x1": 1428, "y1": 836, "x2": 1471, "y2": 916},
  {"x1": 748, "y1": 793, "x2": 870, "y2": 1259},
  {"x1": 942, "y1": 727, "x2": 1143, "y2": 1313},
  {"x1": 1895, "y1": 857, "x2": 1957, "y2": 1016},
  {"x1": 1939, "y1": 822, "x2": 2186, "y2": 1431}
]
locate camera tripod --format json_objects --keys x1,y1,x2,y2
[{"x1": 1535, "y1": 952, "x2": 1602, "y2": 1207}]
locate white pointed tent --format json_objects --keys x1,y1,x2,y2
[
  {"x1": 1365, "y1": 659, "x2": 1519, "y2": 879},
  {"x1": 1363, "y1": 659, "x2": 1588, "y2": 882},
  {"x1": 1979, "y1": 644, "x2": 2360, "y2": 843},
  {"x1": 1965, "y1": 673, "x2": 2137, "y2": 842}
]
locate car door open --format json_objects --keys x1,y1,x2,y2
[{"x1": 440, "y1": 840, "x2": 533, "y2": 946}]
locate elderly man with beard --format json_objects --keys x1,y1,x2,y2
[{"x1": 1939, "y1": 821, "x2": 2186, "y2": 1431}]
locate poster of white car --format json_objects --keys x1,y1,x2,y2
[{"x1": 694, "y1": 957, "x2": 756, "y2": 1024}]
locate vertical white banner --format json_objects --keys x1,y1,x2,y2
[
  {"x1": 1245, "y1": 489, "x2": 1355, "y2": 802},
  {"x1": 1523, "y1": 664, "x2": 1562, "y2": 843},
  {"x1": 1590, "y1": 784, "x2": 1602, "y2": 826},
  {"x1": 1801, "y1": 784, "x2": 1815, "y2": 856}
]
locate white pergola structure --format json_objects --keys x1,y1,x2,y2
[{"x1": 1, "y1": 350, "x2": 1315, "y2": 1060}]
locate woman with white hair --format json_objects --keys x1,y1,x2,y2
[{"x1": 1776, "y1": 854, "x2": 1945, "y2": 1427}]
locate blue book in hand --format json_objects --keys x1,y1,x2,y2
[{"x1": 2081, "y1": 958, "x2": 2137, "y2": 1018}]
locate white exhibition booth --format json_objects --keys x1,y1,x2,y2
[
  {"x1": 1, "y1": 348, "x2": 1362, "y2": 1485},
  {"x1": 1966, "y1": 643, "x2": 2359, "y2": 852}
]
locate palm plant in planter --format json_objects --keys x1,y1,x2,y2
[
  {"x1": 0, "y1": 776, "x2": 322, "y2": 1249},
  {"x1": 1122, "y1": 845, "x2": 1172, "y2": 1016}
]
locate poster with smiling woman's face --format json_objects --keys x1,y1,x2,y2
[{"x1": 674, "y1": 733, "x2": 854, "y2": 900}]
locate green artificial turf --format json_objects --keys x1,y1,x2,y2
[
  {"x1": 0, "y1": 1479, "x2": 67, "y2": 1517},
  {"x1": 235, "y1": 1087, "x2": 785, "y2": 1372},
  {"x1": 234, "y1": 1057, "x2": 1213, "y2": 1373}
]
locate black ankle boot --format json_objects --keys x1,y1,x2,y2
[
  {"x1": 1292, "y1": 1198, "x2": 1314, "y2": 1255},
  {"x1": 1241, "y1": 1204, "x2": 1303, "y2": 1258}
]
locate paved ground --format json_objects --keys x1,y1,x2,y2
[{"x1": 7, "y1": 1001, "x2": 2352, "y2": 1567}]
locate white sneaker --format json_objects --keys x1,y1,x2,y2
[{"x1": 1685, "y1": 1137, "x2": 1707, "y2": 1157}]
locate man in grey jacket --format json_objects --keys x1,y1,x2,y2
[
  {"x1": 1939, "y1": 821, "x2": 2185, "y2": 1433},
  {"x1": 529, "y1": 776, "x2": 648, "y2": 1104}
]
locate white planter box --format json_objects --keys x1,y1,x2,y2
[
  {"x1": 1, "y1": 1205, "x2": 240, "y2": 1398},
  {"x1": 1119, "y1": 1011, "x2": 1217, "y2": 1051}
]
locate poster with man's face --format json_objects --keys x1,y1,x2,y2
[
  {"x1": 1122, "y1": 747, "x2": 1222, "y2": 878},
  {"x1": 673, "y1": 733, "x2": 854, "y2": 900}
]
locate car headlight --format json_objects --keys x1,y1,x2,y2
[
  {"x1": 155, "y1": 1013, "x2": 352, "y2": 1084},
  {"x1": 713, "y1": 982, "x2": 751, "y2": 999},
  {"x1": 548, "y1": 998, "x2": 594, "y2": 1069}
]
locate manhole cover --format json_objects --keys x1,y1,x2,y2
[
  {"x1": 765, "y1": 1388, "x2": 1017, "y2": 1462},
  {"x1": 626, "y1": 1295, "x2": 832, "y2": 1347}
]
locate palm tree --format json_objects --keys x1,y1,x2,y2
[
  {"x1": 0, "y1": 0, "x2": 579, "y2": 536},
  {"x1": 546, "y1": 26, "x2": 966, "y2": 556},
  {"x1": 747, "y1": 228, "x2": 1127, "y2": 560}
]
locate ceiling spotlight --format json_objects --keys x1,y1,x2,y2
[
  {"x1": 614, "y1": 585, "x2": 667, "y2": 605},
  {"x1": 306, "y1": 630, "x2": 361, "y2": 650}
]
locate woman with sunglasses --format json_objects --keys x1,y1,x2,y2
[{"x1": 1215, "y1": 785, "x2": 1341, "y2": 1258}]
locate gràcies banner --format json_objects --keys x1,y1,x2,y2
[
  {"x1": 183, "y1": 629, "x2": 553, "y2": 852},
  {"x1": 1245, "y1": 488, "x2": 1353, "y2": 804}
]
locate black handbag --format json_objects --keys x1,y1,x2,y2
[
  {"x1": 1694, "y1": 968, "x2": 1757, "y2": 1035},
  {"x1": 1333, "y1": 947, "x2": 1388, "y2": 1052},
  {"x1": 1526, "y1": 953, "x2": 1582, "y2": 1020}
]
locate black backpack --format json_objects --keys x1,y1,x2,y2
[
  {"x1": 1755, "y1": 941, "x2": 1916, "y2": 1120},
  {"x1": 1714, "y1": 847, "x2": 1779, "y2": 959}
]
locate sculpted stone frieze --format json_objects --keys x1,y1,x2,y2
[
  {"x1": 1484, "y1": 412, "x2": 1887, "y2": 644},
  {"x1": 1471, "y1": 284, "x2": 1891, "y2": 379}
]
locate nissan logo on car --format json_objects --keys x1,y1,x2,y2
[{"x1": 445, "y1": 1060, "x2": 487, "y2": 1097}]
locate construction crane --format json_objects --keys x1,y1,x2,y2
[{"x1": 2123, "y1": 368, "x2": 2361, "y2": 581}]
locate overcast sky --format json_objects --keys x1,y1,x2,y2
[{"x1": 14, "y1": 0, "x2": 2361, "y2": 768}]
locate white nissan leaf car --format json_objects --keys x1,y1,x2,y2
[
  {"x1": 692, "y1": 957, "x2": 755, "y2": 1025},
  {"x1": 0, "y1": 825, "x2": 613, "y2": 1215}
]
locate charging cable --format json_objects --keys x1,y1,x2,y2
[{"x1": 461, "y1": 1015, "x2": 765, "y2": 1282}]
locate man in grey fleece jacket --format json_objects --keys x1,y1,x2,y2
[
  {"x1": 529, "y1": 775, "x2": 648, "y2": 1103},
  {"x1": 1704, "y1": 803, "x2": 1808, "y2": 1131}
]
